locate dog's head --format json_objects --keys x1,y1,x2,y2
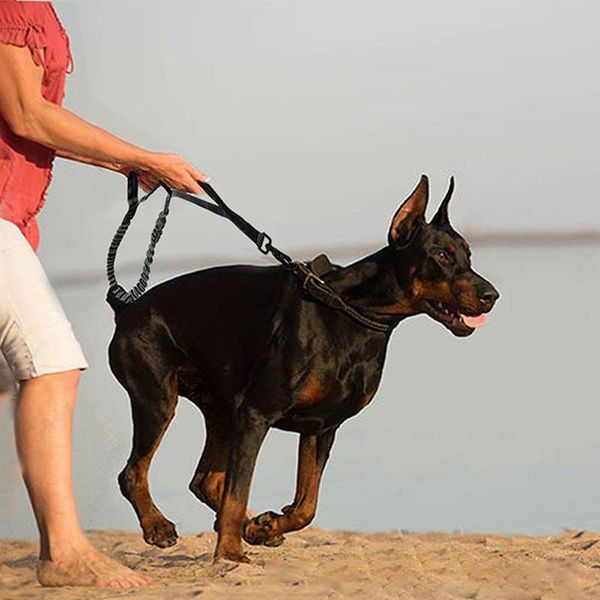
[{"x1": 388, "y1": 175, "x2": 499, "y2": 337}]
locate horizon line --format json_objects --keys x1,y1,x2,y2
[{"x1": 49, "y1": 228, "x2": 600, "y2": 289}]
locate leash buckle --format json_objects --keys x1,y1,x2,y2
[
  {"x1": 256, "y1": 232, "x2": 272, "y2": 254},
  {"x1": 295, "y1": 262, "x2": 325, "y2": 291}
]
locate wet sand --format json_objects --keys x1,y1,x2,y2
[{"x1": 2, "y1": 528, "x2": 600, "y2": 599}]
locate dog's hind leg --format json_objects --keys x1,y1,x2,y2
[
  {"x1": 115, "y1": 364, "x2": 180, "y2": 548},
  {"x1": 243, "y1": 429, "x2": 336, "y2": 546},
  {"x1": 189, "y1": 409, "x2": 230, "y2": 517}
]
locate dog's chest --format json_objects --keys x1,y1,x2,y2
[
  {"x1": 271, "y1": 302, "x2": 390, "y2": 433},
  {"x1": 279, "y1": 356, "x2": 383, "y2": 433}
]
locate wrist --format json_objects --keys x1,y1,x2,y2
[
  {"x1": 126, "y1": 148, "x2": 157, "y2": 172},
  {"x1": 119, "y1": 146, "x2": 156, "y2": 173}
]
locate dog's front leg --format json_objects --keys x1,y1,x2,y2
[
  {"x1": 213, "y1": 406, "x2": 270, "y2": 563},
  {"x1": 243, "y1": 429, "x2": 336, "y2": 546}
]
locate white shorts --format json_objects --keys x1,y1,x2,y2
[{"x1": 0, "y1": 218, "x2": 88, "y2": 389}]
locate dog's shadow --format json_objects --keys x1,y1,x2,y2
[
  {"x1": 115, "y1": 549, "x2": 213, "y2": 569},
  {"x1": 155, "y1": 552, "x2": 213, "y2": 568},
  {"x1": 4, "y1": 555, "x2": 37, "y2": 569}
]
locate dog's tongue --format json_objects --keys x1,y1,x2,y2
[{"x1": 461, "y1": 313, "x2": 487, "y2": 328}]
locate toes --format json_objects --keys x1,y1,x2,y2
[
  {"x1": 255, "y1": 511, "x2": 279, "y2": 526},
  {"x1": 38, "y1": 547, "x2": 152, "y2": 589},
  {"x1": 97, "y1": 572, "x2": 151, "y2": 589},
  {"x1": 143, "y1": 519, "x2": 178, "y2": 548},
  {"x1": 243, "y1": 511, "x2": 283, "y2": 546}
]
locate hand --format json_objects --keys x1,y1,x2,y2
[
  {"x1": 137, "y1": 171, "x2": 159, "y2": 193},
  {"x1": 142, "y1": 152, "x2": 209, "y2": 194}
]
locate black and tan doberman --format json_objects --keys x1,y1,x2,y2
[{"x1": 107, "y1": 175, "x2": 499, "y2": 562}]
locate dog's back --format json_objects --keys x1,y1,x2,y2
[{"x1": 108, "y1": 264, "x2": 297, "y2": 401}]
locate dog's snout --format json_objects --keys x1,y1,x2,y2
[{"x1": 479, "y1": 286, "x2": 499, "y2": 308}]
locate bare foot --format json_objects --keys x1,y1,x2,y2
[{"x1": 37, "y1": 542, "x2": 153, "y2": 588}]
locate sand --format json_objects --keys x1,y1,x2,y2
[{"x1": 2, "y1": 528, "x2": 600, "y2": 599}]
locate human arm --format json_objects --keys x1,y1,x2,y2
[{"x1": 0, "y1": 42, "x2": 207, "y2": 193}]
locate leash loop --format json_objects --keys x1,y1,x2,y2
[{"x1": 106, "y1": 172, "x2": 172, "y2": 304}]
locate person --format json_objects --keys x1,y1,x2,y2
[{"x1": 0, "y1": 1, "x2": 209, "y2": 588}]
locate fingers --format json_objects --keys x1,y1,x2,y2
[
  {"x1": 189, "y1": 165, "x2": 210, "y2": 184},
  {"x1": 184, "y1": 174, "x2": 204, "y2": 195},
  {"x1": 183, "y1": 164, "x2": 209, "y2": 194},
  {"x1": 138, "y1": 172, "x2": 159, "y2": 192}
]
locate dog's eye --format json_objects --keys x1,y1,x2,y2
[{"x1": 435, "y1": 250, "x2": 451, "y2": 264}]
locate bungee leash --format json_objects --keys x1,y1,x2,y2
[{"x1": 106, "y1": 172, "x2": 391, "y2": 333}]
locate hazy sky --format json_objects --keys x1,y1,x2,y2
[
  {"x1": 3, "y1": 2, "x2": 599, "y2": 540},
  {"x1": 39, "y1": 0, "x2": 599, "y2": 277}
]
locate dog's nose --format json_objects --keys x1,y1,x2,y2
[{"x1": 479, "y1": 287, "x2": 500, "y2": 308}]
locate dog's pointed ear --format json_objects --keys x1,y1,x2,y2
[
  {"x1": 431, "y1": 176, "x2": 455, "y2": 228},
  {"x1": 388, "y1": 175, "x2": 429, "y2": 247}
]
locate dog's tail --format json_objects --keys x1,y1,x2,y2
[{"x1": 106, "y1": 288, "x2": 128, "y2": 315}]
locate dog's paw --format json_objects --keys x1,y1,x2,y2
[
  {"x1": 143, "y1": 518, "x2": 178, "y2": 548},
  {"x1": 243, "y1": 512, "x2": 285, "y2": 547}
]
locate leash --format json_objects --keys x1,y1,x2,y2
[{"x1": 106, "y1": 173, "x2": 391, "y2": 333}]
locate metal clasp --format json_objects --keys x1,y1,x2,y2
[{"x1": 257, "y1": 232, "x2": 272, "y2": 254}]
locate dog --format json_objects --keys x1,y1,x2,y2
[{"x1": 107, "y1": 175, "x2": 499, "y2": 562}]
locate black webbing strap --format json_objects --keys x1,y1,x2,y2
[
  {"x1": 166, "y1": 181, "x2": 292, "y2": 263},
  {"x1": 106, "y1": 173, "x2": 391, "y2": 334}
]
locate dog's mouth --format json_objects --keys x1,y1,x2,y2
[{"x1": 423, "y1": 300, "x2": 487, "y2": 337}]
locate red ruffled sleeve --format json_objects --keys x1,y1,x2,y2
[{"x1": 0, "y1": 3, "x2": 47, "y2": 67}]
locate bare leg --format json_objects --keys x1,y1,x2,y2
[
  {"x1": 243, "y1": 430, "x2": 336, "y2": 545},
  {"x1": 14, "y1": 370, "x2": 151, "y2": 588}
]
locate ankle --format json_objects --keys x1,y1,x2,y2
[{"x1": 42, "y1": 530, "x2": 91, "y2": 561}]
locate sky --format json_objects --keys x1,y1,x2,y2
[
  {"x1": 38, "y1": 0, "x2": 600, "y2": 278},
  {"x1": 2, "y1": 0, "x2": 599, "y2": 540}
]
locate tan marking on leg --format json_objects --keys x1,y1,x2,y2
[
  {"x1": 278, "y1": 436, "x2": 322, "y2": 531},
  {"x1": 215, "y1": 495, "x2": 248, "y2": 562},
  {"x1": 202, "y1": 471, "x2": 226, "y2": 510},
  {"x1": 244, "y1": 435, "x2": 324, "y2": 544},
  {"x1": 124, "y1": 372, "x2": 179, "y2": 543}
]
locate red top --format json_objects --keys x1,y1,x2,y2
[{"x1": 0, "y1": 1, "x2": 73, "y2": 251}]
